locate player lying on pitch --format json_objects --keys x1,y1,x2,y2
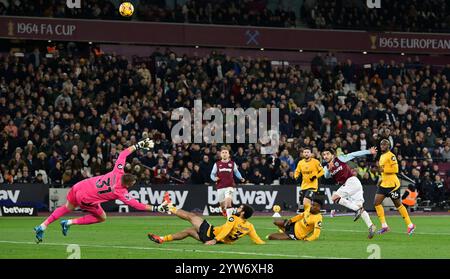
[
  {"x1": 34, "y1": 138, "x2": 169, "y2": 243},
  {"x1": 148, "y1": 193, "x2": 265, "y2": 245},
  {"x1": 267, "y1": 199, "x2": 323, "y2": 241}
]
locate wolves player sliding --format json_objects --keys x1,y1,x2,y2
[
  {"x1": 210, "y1": 146, "x2": 245, "y2": 218},
  {"x1": 33, "y1": 138, "x2": 169, "y2": 243},
  {"x1": 322, "y1": 147, "x2": 378, "y2": 239},
  {"x1": 267, "y1": 199, "x2": 323, "y2": 241},
  {"x1": 148, "y1": 193, "x2": 265, "y2": 245}
]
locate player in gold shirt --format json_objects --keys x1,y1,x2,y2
[
  {"x1": 267, "y1": 199, "x2": 323, "y2": 241},
  {"x1": 375, "y1": 139, "x2": 415, "y2": 235},
  {"x1": 147, "y1": 194, "x2": 265, "y2": 245},
  {"x1": 294, "y1": 147, "x2": 324, "y2": 211}
]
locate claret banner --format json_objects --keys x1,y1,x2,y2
[{"x1": 1, "y1": 16, "x2": 450, "y2": 54}]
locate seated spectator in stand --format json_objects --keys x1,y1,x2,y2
[
  {"x1": 249, "y1": 169, "x2": 267, "y2": 185},
  {"x1": 189, "y1": 164, "x2": 204, "y2": 184},
  {"x1": 153, "y1": 158, "x2": 169, "y2": 184},
  {"x1": 280, "y1": 170, "x2": 296, "y2": 185}
]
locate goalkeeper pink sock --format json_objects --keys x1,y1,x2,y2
[
  {"x1": 42, "y1": 205, "x2": 71, "y2": 228},
  {"x1": 72, "y1": 214, "x2": 103, "y2": 225}
]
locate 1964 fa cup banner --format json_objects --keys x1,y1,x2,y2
[{"x1": 1, "y1": 16, "x2": 449, "y2": 54}]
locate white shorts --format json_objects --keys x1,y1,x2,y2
[
  {"x1": 217, "y1": 187, "x2": 235, "y2": 202},
  {"x1": 335, "y1": 176, "x2": 364, "y2": 205}
]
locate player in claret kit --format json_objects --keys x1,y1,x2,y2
[
  {"x1": 33, "y1": 138, "x2": 169, "y2": 243},
  {"x1": 147, "y1": 193, "x2": 265, "y2": 245},
  {"x1": 321, "y1": 147, "x2": 378, "y2": 239},
  {"x1": 210, "y1": 146, "x2": 245, "y2": 218}
]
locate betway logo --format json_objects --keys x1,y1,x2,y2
[
  {"x1": 115, "y1": 188, "x2": 188, "y2": 208},
  {"x1": 0, "y1": 190, "x2": 20, "y2": 203},
  {"x1": 206, "y1": 205, "x2": 237, "y2": 215},
  {"x1": 218, "y1": 168, "x2": 232, "y2": 172},
  {"x1": 208, "y1": 187, "x2": 277, "y2": 209},
  {"x1": 330, "y1": 166, "x2": 343, "y2": 176},
  {"x1": 2, "y1": 206, "x2": 34, "y2": 215}
]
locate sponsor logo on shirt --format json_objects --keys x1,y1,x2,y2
[
  {"x1": 218, "y1": 168, "x2": 233, "y2": 172},
  {"x1": 330, "y1": 166, "x2": 343, "y2": 176}
]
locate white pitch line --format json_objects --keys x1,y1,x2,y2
[
  {"x1": 0, "y1": 240, "x2": 349, "y2": 259},
  {"x1": 324, "y1": 228, "x2": 450, "y2": 236},
  {"x1": 260, "y1": 227, "x2": 450, "y2": 236}
]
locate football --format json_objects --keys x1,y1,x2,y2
[
  {"x1": 119, "y1": 2, "x2": 134, "y2": 17},
  {"x1": 273, "y1": 205, "x2": 281, "y2": 213}
]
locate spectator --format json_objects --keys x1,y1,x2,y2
[
  {"x1": 199, "y1": 155, "x2": 213, "y2": 183},
  {"x1": 432, "y1": 175, "x2": 445, "y2": 205},
  {"x1": 442, "y1": 144, "x2": 450, "y2": 162},
  {"x1": 420, "y1": 172, "x2": 434, "y2": 201},
  {"x1": 249, "y1": 169, "x2": 266, "y2": 185},
  {"x1": 4, "y1": 120, "x2": 18, "y2": 138},
  {"x1": 190, "y1": 164, "x2": 204, "y2": 184},
  {"x1": 49, "y1": 161, "x2": 63, "y2": 184},
  {"x1": 279, "y1": 150, "x2": 295, "y2": 171},
  {"x1": 153, "y1": 158, "x2": 168, "y2": 184}
]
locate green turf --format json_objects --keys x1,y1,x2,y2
[{"x1": 0, "y1": 215, "x2": 449, "y2": 259}]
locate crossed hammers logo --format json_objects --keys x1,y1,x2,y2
[{"x1": 245, "y1": 30, "x2": 260, "y2": 45}]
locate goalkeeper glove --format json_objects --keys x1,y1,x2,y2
[
  {"x1": 152, "y1": 204, "x2": 168, "y2": 213},
  {"x1": 134, "y1": 138, "x2": 154, "y2": 150}
]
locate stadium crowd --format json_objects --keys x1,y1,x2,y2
[
  {"x1": 0, "y1": 0, "x2": 297, "y2": 28},
  {"x1": 0, "y1": 45, "x2": 449, "y2": 205},
  {"x1": 2, "y1": 0, "x2": 450, "y2": 32},
  {"x1": 302, "y1": 0, "x2": 450, "y2": 33}
]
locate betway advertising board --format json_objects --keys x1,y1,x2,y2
[
  {"x1": 0, "y1": 184, "x2": 377, "y2": 214},
  {"x1": 104, "y1": 184, "x2": 377, "y2": 213},
  {"x1": 0, "y1": 184, "x2": 49, "y2": 212}
]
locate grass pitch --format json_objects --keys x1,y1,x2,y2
[{"x1": 1, "y1": 215, "x2": 449, "y2": 259}]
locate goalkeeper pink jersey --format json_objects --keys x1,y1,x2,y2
[{"x1": 68, "y1": 148, "x2": 147, "y2": 211}]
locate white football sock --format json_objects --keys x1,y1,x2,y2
[
  {"x1": 226, "y1": 208, "x2": 235, "y2": 218},
  {"x1": 382, "y1": 222, "x2": 388, "y2": 228},
  {"x1": 338, "y1": 198, "x2": 360, "y2": 211},
  {"x1": 361, "y1": 211, "x2": 373, "y2": 228},
  {"x1": 67, "y1": 220, "x2": 73, "y2": 225},
  {"x1": 40, "y1": 223, "x2": 47, "y2": 230}
]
